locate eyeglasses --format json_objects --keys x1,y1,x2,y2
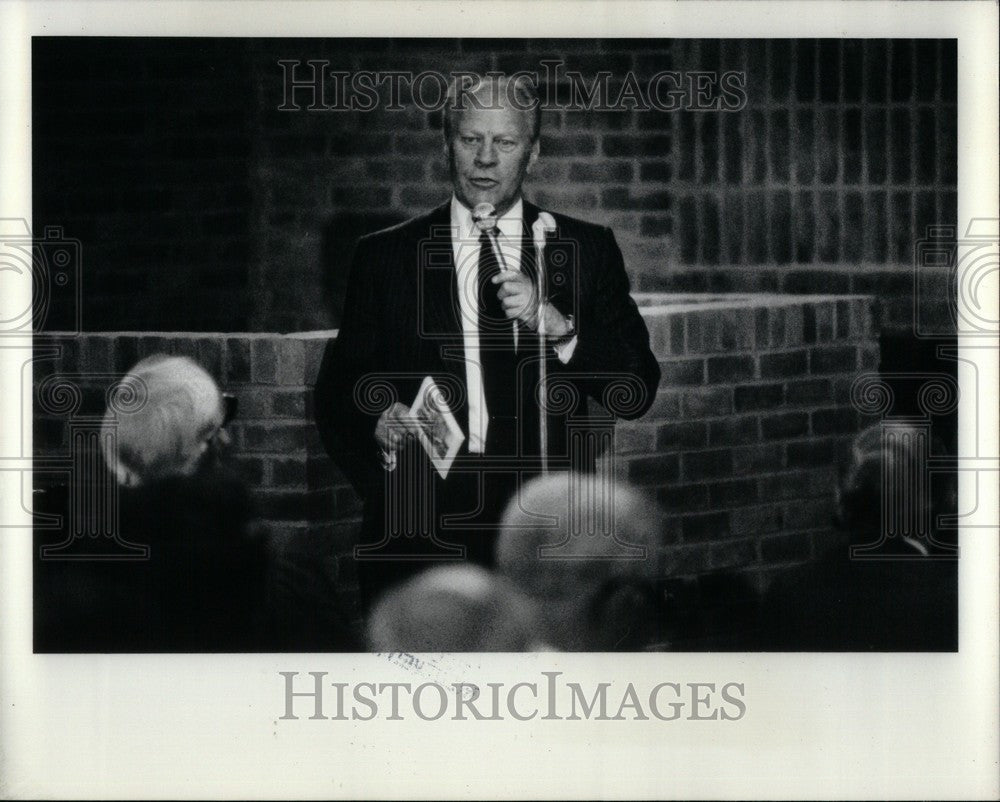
[{"x1": 204, "y1": 393, "x2": 239, "y2": 450}]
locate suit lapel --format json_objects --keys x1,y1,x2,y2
[
  {"x1": 418, "y1": 201, "x2": 462, "y2": 342},
  {"x1": 413, "y1": 201, "x2": 470, "y2": 439}
]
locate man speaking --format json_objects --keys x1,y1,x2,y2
[{"x1": 315, "y1": 72, "x2": 660, "y2": 610}]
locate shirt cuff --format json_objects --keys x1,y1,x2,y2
[
  {"x1": 379, "y1": 448, "x2": 397, "y2": 472},
  {"x1": 553, "y1": 335, "x2": 578, "y2": 364}
]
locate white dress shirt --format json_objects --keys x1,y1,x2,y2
[{"x1": 449, "y1": 195, "x2": 577, "y2": 453}]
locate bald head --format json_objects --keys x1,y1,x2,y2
[
  {"x1": 366, "y1": 565, "x2": 546, "y2": 652},
  {"x1": 497, "y1": 473, "x2": 660, "y2": 594},
  {"x1": 496, "y1": 473, "x2": 662, "y2": 650}
]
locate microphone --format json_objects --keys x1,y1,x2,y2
[
  {"x1": 471, "y1": 201, "x2": 510, "y2": 273},
  {"x1": 472, "y1": 202, "x2": 497, "y2": 232},
  {"x1": 532, "y1": 212, "x2": 556, "y2": 249},
  {"x1": 531, "y1": 219, "x2": 546, "y2": 251}
]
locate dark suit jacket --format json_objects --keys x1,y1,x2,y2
[
  {"x1": 34, "y1": 470, "x2": 268, "y2": 652},
  {"x1": 313, "y1": 199, "x2": 660, "y2": 565},
  {"x1": 34, "y1": 469, "x2": 360, "y2": 652},
  {"x1": 758, "y1": 542, "x2": 958, "y2": 651}
]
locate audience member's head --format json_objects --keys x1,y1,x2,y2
[
  {"x1": 497, "y1": 473, "x2": 662, "y2": 651},
  {"x1": 835, "y1": 422, "x2": 955, "y2": 552},
  {"x1": 102, "y1": 354, "x2": 233, "y2": 487},
  {"x1": 759, "y1": 421, "x2": 959, "y2": 650},
  {"x1": 366, "y1": 565, "x2": 546, "y2": 651}
]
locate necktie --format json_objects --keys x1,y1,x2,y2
[{"x1": 477, "y1": 230, "x2": 517, "y2": 455}]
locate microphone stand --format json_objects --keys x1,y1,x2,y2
[{"x1": 533, "y1": 220, "x2": 549, "y2": 474}]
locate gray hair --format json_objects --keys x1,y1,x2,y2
[
  {"x1": 443, "y1": 72, "x2": 542, "y2": 143},
  {"x1": 497, "y1": 473, "x2": 660, "y2": 599},
  {"x1": 366, "y1": 565, "x2": 545, "y2": 651},
  {"x1": 836, "y1": 422, "x2": 950, "y2": 537},
  {"x1": 101, "y1": 354, "x2": 222, "y2": 486},
  {"x1": 496, "y1": 473, "x2": 662, "y2": 650}
]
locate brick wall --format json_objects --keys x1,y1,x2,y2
[
  {"x1": 33, "y1": 38, "x2": 954, "y2": 339},
  {"x1": 618, "y1": 294, "x2": 878, "y2": 584},
  {"x1": 250, "y1": 39, "x2": 956, "y2": 334},
  {"x1": 33, "y1": 292, "x2": 880, "y2": 621}
]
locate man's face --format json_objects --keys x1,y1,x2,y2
[{"x1": 446, "y1": 100, "x2": 539, "y2": 217}]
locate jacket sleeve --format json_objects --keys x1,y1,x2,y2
[
  {"x1": 313, "y1": 236, "x2": 384, "y2": 495},
  {"x1": 558, "y1": 227, "x2": 661, "y2": 420}
]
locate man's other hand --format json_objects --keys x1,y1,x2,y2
[{"x1": 374, "y1": 402, "x2": 421, "y2": 452}]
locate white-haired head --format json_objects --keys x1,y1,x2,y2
[
  {"x1": 102, "y1": 354, "x2": 227, "y2": 487},
  {"x1": 835, "y1": 422, "x2": 954, "y2": 546},
  {"x1": 443, "y1": 72, "x2": 542, "y2": 144},
  {"x1": 366, "y1": 564, "x2": 548, "y2": 652},
  {"x1": 496, "y1": 473, "x2": 662, "y2": 650}
]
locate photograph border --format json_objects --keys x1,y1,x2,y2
[{"x1": 1, "y1": 2, "x2": 997, "y2": 799}]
